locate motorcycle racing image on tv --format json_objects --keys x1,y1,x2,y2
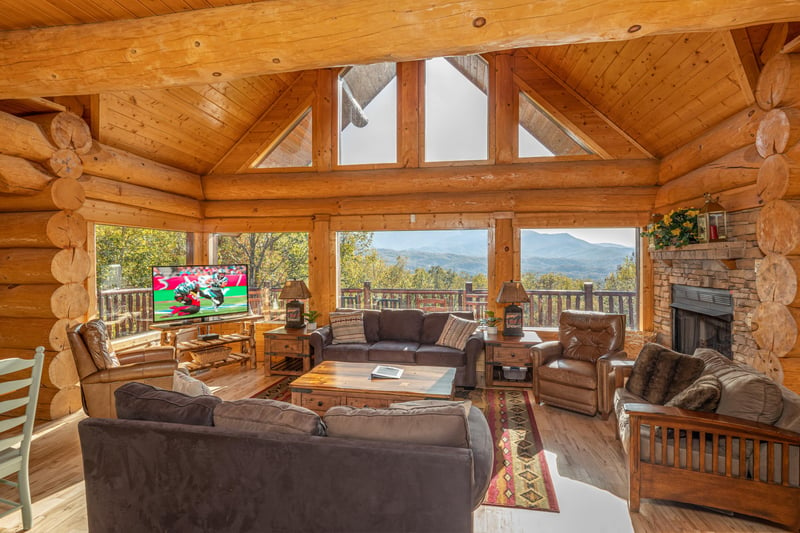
[{"x1": 151, "y1": 264, "x2": 249, "y2": 323}]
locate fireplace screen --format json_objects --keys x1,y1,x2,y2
[{"x1": 671, "y1": 285, "x2": 732, "y2": 358}]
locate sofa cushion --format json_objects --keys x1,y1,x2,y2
[
  {"x1": 436, "y1": 314, "x2": 478, "y2": 351},
  {"x1": 694, "y1": 348, "x2": 784, "y2": 424},
  {"x1": 330, "y1": 311, "x2": 367, "y2": 344},
  {"x1": 415, "y1": 344, "x2": 467, "y2": 367},
  {"x1": 379, "y1": 309, "x2": 424, "y2": 342},
  {"x1": 626, "y1": 343, "x2": 704, "y2": 404},
  {"x1": 115, "y1": 382, "x2": 221, "y2": 426},
  {"x1": 421, "y1": 311, "x2": 475, "y2": 344},
  {"x1": 775, "y1": 386, "x2": 800, "y2": 433},
  {"x1": 79, "y1": 319, "x2": 120, "y2": 369},
  {"x1": 213, "y1": 398, "x2": 326, "y2": 436},
  {"x1": 172, "y1": 369, "x2": 212, "y2": 397},
  {"x1": 324, "y1": 401, "x2": 470, "y2": 447},
  {"x1": 665, "y1": 374, "x2": 722, "y2": 412},
  {"x1": 368, "y1": 340, "x2": 419, "y2": 363},
  {"x1": 321, "y1": 343, "x2": 370, "y2": 362}
]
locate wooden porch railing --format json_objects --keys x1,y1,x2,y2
[{"x1": 99, "y1": 281, "x2": 637, "y2": 339}]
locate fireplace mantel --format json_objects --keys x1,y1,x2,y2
[{"x1": 650, "y1": 241, "x2": 755, "y2": 269}]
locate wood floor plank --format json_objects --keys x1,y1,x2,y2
[{"x1": 0, "y1": 366, "x2": 787, "y2": 532}]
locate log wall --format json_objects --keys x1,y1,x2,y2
[{"x1": 751, "y1": 51, "x2": 800, "y2": 391}]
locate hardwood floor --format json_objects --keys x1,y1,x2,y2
[{"x1": 0, "y1": 365, "x2": 786, "y2": 533}]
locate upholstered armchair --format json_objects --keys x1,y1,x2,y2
[
  {"x1": 67, "y1": 319, "x2": 177, "y2": 418},
  {"x1": 532, "y1": 310, "x2": 627, "y2": 417}
]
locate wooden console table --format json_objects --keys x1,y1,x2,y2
[{"x1": 151, "y1": 314, "x2": 263, "y2": 373}]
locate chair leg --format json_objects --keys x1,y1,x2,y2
[{"x1": 19, "y1": 464, "x2": 32, "y2": 530}]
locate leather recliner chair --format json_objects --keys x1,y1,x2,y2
[
  {"x1": 532, "y1": 310, "x2": 627, "y2": 417},
  {"x1": 67, "y1": 320, "x2": 178, "y2": 418}
]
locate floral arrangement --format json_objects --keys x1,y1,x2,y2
[{"x1": 642, "y1": 208, "x2": 700, "y2": 249}]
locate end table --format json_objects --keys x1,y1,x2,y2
[
  {"x1": 483, "y1": 329, "x2": 542, "y2": 388},
  {"x1": 263, "y1": 326, "x2": 315, "y2": 376}
]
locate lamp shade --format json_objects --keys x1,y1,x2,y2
[
  {"x1": 279, "y1": 280, "x2": 311, "y2": 300},
  {"x1": 496, "y1": 281, "x2": 530, "y2": 303}
]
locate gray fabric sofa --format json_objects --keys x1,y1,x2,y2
[
  {"x1": 310, "y1": 309, "x2": 483, "y2": 388},
  {"x1": 78, "y1": 384, "x2": 493, "y2": 533}
]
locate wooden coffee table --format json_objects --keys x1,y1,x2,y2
[{"x1": 290, "y1": 361, "x2": 456, "y2": 416}]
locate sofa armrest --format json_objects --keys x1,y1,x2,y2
[
  {"x1": 309, "y1": 326, "x2": 333, "y2": 365},
  {"x1": 531, "y1": 340, "x2": 562, "y2": 367},
  {"x1": 116, "y1": 346, "x2": 176, "y2": 365},
  {"x1": 82, "y1": 360, "x2": 178, "y2": 384},
  {"x1": 460, "y1": 333, "x2": 484, "y2": 388}
]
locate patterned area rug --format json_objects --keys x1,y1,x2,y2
[
  {"x1": 481, "y1": 389, "x2": 559, "y2": 512},
  {"x1": 251, "y1": 376, "x2": 295, "y2": 401}
]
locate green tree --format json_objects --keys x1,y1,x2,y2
[
  {"x1": 603, "y1": 255, "x2": 636, "y2": 291},
  {"x1": 217, "y1": 232, "x2": 308, "y2": 289},
  {"x1": 95, "y1": 225, "x2": 187, "y2": 289},
  {"x1": 338, "y1": 232, "x2": 384, "y2": 288}
]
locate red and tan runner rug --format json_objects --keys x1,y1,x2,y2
[
  {"x1": 481, "y1": 389, "x2": 559, "y2": 512},
  {"x1": 251, "y1": 376, "x2": 294, "y2": 402}
]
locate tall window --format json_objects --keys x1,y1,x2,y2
[
  {"x1": 424, "y1": 56, "x2": 489, "y2": 162},
  {"x1": 338, "y1": 63, "x2": 398, "y2": 165},
  {"x1": 215, "y1": 232, "x2": 309, "y2": 321},
  {"x1": 95, "y1": 225, "x2": 189, "y2": 339},
  {"x1": 519, "y1": 228, "x2": 638, "y2": 328},
  {"x1": 338, "y1": 230, "x2": 488, "y2": 314}
]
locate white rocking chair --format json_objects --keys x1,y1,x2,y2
[{"x1": 0, "y1": 346, "x2": 44, "y2": 530}]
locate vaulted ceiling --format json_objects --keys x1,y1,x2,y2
[{"x1": 1, "y1": 1, "x2": 799, "y2": 176}]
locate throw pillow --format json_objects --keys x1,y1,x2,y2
[
  {"x1": 79, "y1": 319, "x2": 120, "y2": 369},
  {"x1": 694, "y1": 348, "x2": 784, "y2": 424},
  {"x1": 214, "y1": 398, "x2": 326, "y2": 436},
  {"x1": 324, "y1": 402, "x2": 470, "y2": 447},
  {"x1": 115, "y1": 382, "x2": 221, "y2": 426},
  {"x1": 330, "y1": 311, "x2": 367, "y2": 344},
  {"x1": 625, "y1": 343, "x2": 704, "y2": 405},
  {"x1": 436, "y1": 314, "x2": 478, "y2": 351},
  {"x1": 665, "y1": 374, "x2": 722, "y2": 412},
  {"x1": 172, "y1": 370, "x2": 212, "y2": 397}
]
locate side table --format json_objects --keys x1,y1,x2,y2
[
  {"x1": 263, "y1": 326, "x2": 314, "y2": 376},
  {"x1": 483, "y1": 330, "x2": 542, "y2": 388}
]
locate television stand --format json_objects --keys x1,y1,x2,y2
[{"x1": 151, "y1": 314, "x2": 263, "y2": 373}]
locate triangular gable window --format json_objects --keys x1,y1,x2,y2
[
  {"x1": 253, "y1": 107, "x2": 313, "y2": 169},
  {"x1": 518, "y1": 92, "x2": 592, "y2": 158}
]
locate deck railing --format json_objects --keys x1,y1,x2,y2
[{"x1": 99, "y1": 281, "x2": 637, "y2": 338}]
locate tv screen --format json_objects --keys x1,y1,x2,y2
[{"x1": 152, "y1": 264, "x2": 249, "y2": 323}]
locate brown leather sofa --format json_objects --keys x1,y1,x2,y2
[
  {"x1": 67, "y1": 320, "x2": 177, "y2": 418},
  {"x1": 532, "y1": 310, "x2": 626, "y2": 417}
]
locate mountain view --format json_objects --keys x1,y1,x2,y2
[{"x1": 373, "y1": 229, "x2": 634, "y2": 281}]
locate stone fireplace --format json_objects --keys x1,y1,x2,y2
[{"x1": 650, "y1": 209, "x2": 762, "y2": 364}]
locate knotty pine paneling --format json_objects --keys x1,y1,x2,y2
[
  {"x1": 99, "y1": 74, "x2": 292, "y2": 174},
  {"x1": 532, "y1": 31, "x2": 752, "y2": 158}
]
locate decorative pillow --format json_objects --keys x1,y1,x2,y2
[
  {"x1": 79, "y1": 319, "x2": 120, "y2": 369},
  {"x1": 214, "y1": 398, "x2": 326, "y2": 436},
  {"x1": 115, "y1": 382, "x2": 221, "y2": 426},
  {"x1": 330, "y1": 311, "x2": 367, "y2": 344},
  {"x1": 436, "y1": 315, "x2": 478, "y2": 351},
  {"x1": 172, "y1": 370, "x2": 212, "y2": 397},
  {"x1": 665, "y1": 374, "x2": 722, "y2": 412},
  {"x1": 626, "y1": 343, "x2": 704, "y2": 405},
  {"x1": 325, "y1": 402, "x2": 471, "y2": 447},
  {"x1": 694, "y1": 348, "x2": 784, "y2": 424}
]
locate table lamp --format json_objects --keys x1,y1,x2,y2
[
  {"x1": 496, "y1": 280, "x2": 529, "y2": 336},
  {"x1": 279, "y1": 280, "x2": 311, "y2": 329}
]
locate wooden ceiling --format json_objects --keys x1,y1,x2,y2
[{"x1": 1, "y1": 2, "x2": 799, "y2": 173}]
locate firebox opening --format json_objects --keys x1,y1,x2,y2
[{"x1": 671, "y1": 285, "x2": 733, "y2": 358}]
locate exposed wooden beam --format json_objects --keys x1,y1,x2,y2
[
  {"x1": 1, "y1": 1, "x2": 800, "y2": 98},
  {"x1": 203, "y1": 159, "x2": 658, "y2": 200},
  {"x1": 723, "y1": 30, "x2": 759, "y2": 105}
]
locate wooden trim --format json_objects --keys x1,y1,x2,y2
[
  {"x1": 3, "y1": 1, "x2": 800, "y2": 98},
  {"x1": 727, "y1": 29, "x2": 761, "y2": 103}
]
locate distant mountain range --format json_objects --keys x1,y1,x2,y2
[{"x1": 373, "y1": 230, "x2": 633, "y2": 281}]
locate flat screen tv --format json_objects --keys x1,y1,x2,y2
[{"x1": 151, "y1": 264, "x2": 249, "y2": 323}]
